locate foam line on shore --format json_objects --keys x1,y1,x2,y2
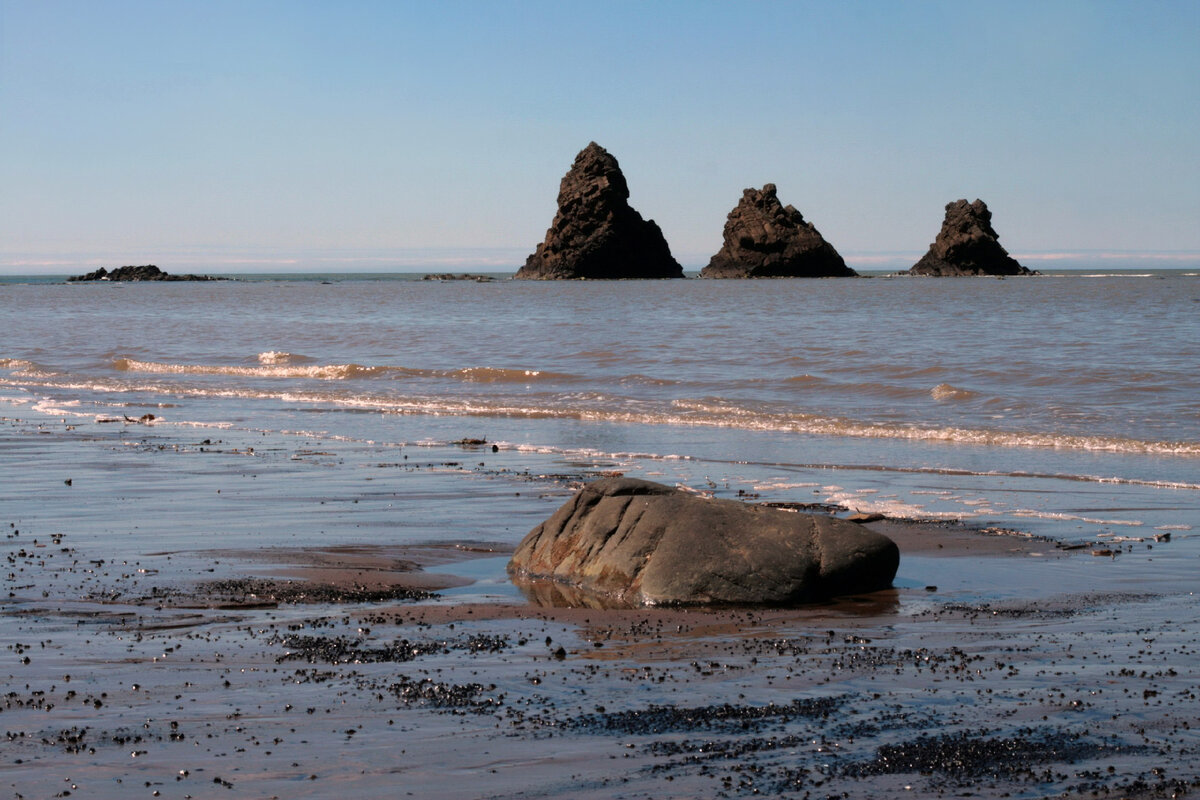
[{"x1": 4, "y1": 361, "x2": 1198, "y2": 457}]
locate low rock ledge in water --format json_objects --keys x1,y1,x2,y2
[{"x1": 68, "y1": 264, "x2": 223, "y2": 282}]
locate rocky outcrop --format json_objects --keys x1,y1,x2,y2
[
  {"x1": 700, "y1": 184, "x2": 856, "y2": 278},
  {"x1": 909, "y1": 200, "x2": 1034, "y2": 276},
  {"x1": 515, "y1": 143, "x2": 683, "y2": 280},
  {"x1": 421, "y1": 273, "x2": 494, "y2": 282},
  {"x1": 507, "y1": 477, "x2": 899, "y2": 607},
  {"x1": 68, "y1": 265, "x2": 222, "y2": 282}
]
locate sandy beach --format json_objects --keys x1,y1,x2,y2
[{"x1": 3, "y1": 412, "x2": 1198, "y2": 799}]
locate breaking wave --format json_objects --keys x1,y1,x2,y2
[
  {"x1": 113, "y1": 358, "x2": 579, "y2": 384},
  {"x1": 451, "y1": 367, "x2": 576, "y2": 383},
  {"x1": 257, "y1": 351, "x2": 315, "y2": 365},
  {"x1": 0, "y1": 358, "x2": 55, "y2": 378},
  {"x1": 115, "y1": 357, "x2": 395, "y2": 381},
  {"x1": 931, "y1": 383, "x2": 981, "y2": 401},
  {"x1": 5, "y1": 358, "x2": 1198, "y2": 459}
]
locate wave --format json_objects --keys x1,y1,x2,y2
[
  {"x1": 114, "y1": 357, "x2": 397, "y2": 381},
  {"x1": 823, "y1": 489, "x2": 967, "y2": 520},
  {"x1": 0, "y1": 358, "x2": 34, "y2": 370},
  {"x1": 783, "y1": 374, "x2": 825, "y2": 385},
  {"x1": 931, "y1": 383, "x2": 981, "y2": 401},
  {"x1": 337, "y1": 393, "x2": 1200, "y2": 457},
  {"x1": 113, "y1": 358, "x2": 579, "y2": 385},
  {"x1": 1009, "y1": 509, "x2": 1145, "y2": 527},
  {"x1": 450, "y1": 367, "x2": 577, "y2": 383},
  {"x1": 257, "y1": 351, "x2": 316, "y2": 365},
  {"x1": 0, "y1": 358, "x2": 57, "y2": 378},
  {"x1": 7, "y1": 384, "x2": 1198, "y2": 496},
  {"x1": 1057, "y1": 273, "x2": 1158, "y2": 279},
  {"x1": 0, "y1": 392, "x2": 34, "y2": 407},
  {"x1": 752, "y1": 480, "x2": 821, "y2": 491},
  {"x1": 4, "y1": 372, "x2": 1198, "y2": 458},
  {"x1": 871, "y1": 364, "x2": 947, "y2": 380},
  {"x1": 695, "y1": 459, "x2": 1200, "y2": 492},
  {"x1": 620, "y1": 373, "x2": 681, "y2": 387}
]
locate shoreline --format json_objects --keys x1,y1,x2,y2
[{"x1": 2, "y1": 411, "x2": 1198, "y2": 798}]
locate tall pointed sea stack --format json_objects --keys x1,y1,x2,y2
[
  {"x1": 516, "y1": 142, "x2": 683, "y2": 280},
  {"x1": 700, "y1": 184, "x2": 855, "y2": 278},
  {"x1": 910, "y1": 199, "x2": 1033, "y2": 276}
]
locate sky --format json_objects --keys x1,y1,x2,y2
[{"x1": 2, "y1": 0, "x2": 1198, "y2": 273}]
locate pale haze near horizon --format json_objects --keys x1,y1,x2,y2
[{"x1": 1, "y1": 0, "x2": 1198, "y2": 275}]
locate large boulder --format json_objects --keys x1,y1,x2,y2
[
  {"x1": 700, "y1": 184, "x2": 856, "y2": 278},
  {"x1": 909, "y1": 199, "x2": 1034, "y2": 276},
  {"x1": 515, "y1": 142, "x2": 683, "y2": 280},
  {"x1": 507, "y1": 477, "x2": 898, "y2": 607}
]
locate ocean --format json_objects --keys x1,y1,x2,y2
[
  {"x1": 2, "y1": 270, "x2": 1197, "y2": 547},
  {"x1": 3, "y1": 269, "x2": 1200, "y2": 798}
]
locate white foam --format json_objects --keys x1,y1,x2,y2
[
  {"x1": 6, "y1": 364, "x2": 1200, "y2": 460},
  {"x1": 118, "y1": 357, "x2": 367, "y2": 381},
  {"x1": 751, "y1": 481, "x2": 820, "y2": 490},
  {"x1": 0, "y1": 358, "x2": 36, "y2": 372},
  {"x1": 258, "y1": 351, "x2": 298, "y2": 364},
  {"x1": 824, "y1": 490, "x2": 967, "y2": 520},
  {"x1": 1010, "y1": 509, "x2": 1145, "y2": 526},
  {"x1": 31, "y1": 399, "x2": 93, "y2": 418}
]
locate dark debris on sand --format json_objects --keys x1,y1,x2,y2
[
  {"x1": 570, "y1": 695, "x2": 844, "y2": 736},
  {"x1": 189, "y1": 577, "x2": 437, "y2": 607},
  {"x1": 835, "y1": 727, "x2": 1140, "y2": 780},
  {"x1": 274, "y1": 632, "x2": 510, "y2": 664}
]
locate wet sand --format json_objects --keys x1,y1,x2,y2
[{"x1": 2, "y1": 413, "x2": 1198, "y2": 799}]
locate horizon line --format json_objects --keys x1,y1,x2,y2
[{"x1": 4, "y1": 247, "x2": 1200, "y2": 275}]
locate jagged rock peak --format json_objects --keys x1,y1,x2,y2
[
  {"x1": 700, "y1": 184, "x2": 856, "y2": 278},
  {"x1": 515, "y1": 142, "x2": 683, "y2": 280},
  {"x1": 559, "y1": 141, "x2": 629, "y2": 206},
  {"x1": 909, "y1": 199, "x2": 1034, "y2": 276}
]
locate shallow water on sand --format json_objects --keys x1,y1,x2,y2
[{"x1": 2, "y1": 271, "x2": 1197, "y2": 547}]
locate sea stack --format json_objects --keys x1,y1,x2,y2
[
  {"x1": 516, "y1": 142, "x2": 683, "y2": 280},
  {"x1": 700, "y1": 184, "x2": 856, "y2": 278},
  {"x1": 909, "y1": 199, "x2": 1033, "y2": 276}
]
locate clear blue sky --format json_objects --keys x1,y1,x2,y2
[{"x1": 2, "y1": 0, "x2": 1198, "y2": 273}]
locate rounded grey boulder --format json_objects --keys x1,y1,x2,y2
[{"x1": 507, "y1": 477, "x2": 899, "y2": 607}]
